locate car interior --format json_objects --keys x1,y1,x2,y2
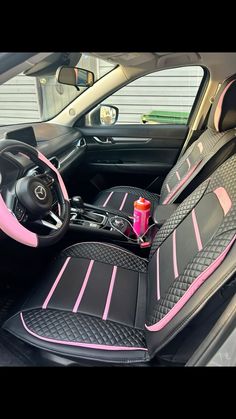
[{"x1": 0, "y1": 52, "x2": 236, "y2": 366}]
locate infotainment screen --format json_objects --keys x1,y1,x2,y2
[{"x1": 4, "y1": 126, "x2": 37, "y2": 147}]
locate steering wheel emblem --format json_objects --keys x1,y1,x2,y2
[{"x1": 34, "y1": 185, "x2": 47, "y2": 200}]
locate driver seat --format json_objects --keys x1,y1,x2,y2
[{"x1": 4, "y1": 154, "x2": 236, "y2": 364}]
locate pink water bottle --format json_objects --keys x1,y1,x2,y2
[{"x1": 133, "y1": 197, "x2": 151, "y2": 237}]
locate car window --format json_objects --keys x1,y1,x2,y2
[
  {"x1": 0, "y1": 54, "x2": 115, "y2": 125},
  {"x1": 87, "y1": 66, "x2": 204, "y2": 126}
]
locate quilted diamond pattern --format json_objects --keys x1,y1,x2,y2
[
  {"x1": 62, "y1": 242, "x2": 148, "y2": 273},
  {"x1": 149, "y1": 180, "x2": 209, "y2": 258},
  {"x1": 147, "y1": 231, "x2": 235, "y2": 325},
  {"x1": 23, "y1": 309, "x2": 147, "y2": 348},
  {"x1": 147, "y1": 154, "x2": 236, "y2": 325},
  {"x1": 160, "y1": 128, "x2": 235, "y2": 203}
]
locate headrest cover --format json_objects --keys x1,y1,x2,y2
[{"x1": 208, "y1": 76, "x2": 236, "y2": 132}]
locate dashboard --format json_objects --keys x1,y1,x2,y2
[
  {"x1": 0, "y1": 122, "x2": 87, "y2": 240},
  {"x1": 0, "y1": 122, "x2": 87, "y2": 176}
]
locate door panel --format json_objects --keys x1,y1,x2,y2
[
  {"x1": 78, "y1": 124, "x2": 189, "y2": 197},
  {"x1": 81, "y1": 123, "x2": 188, "y2": 139}
]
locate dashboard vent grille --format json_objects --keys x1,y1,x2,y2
[{"x1": 49, "y1": 156, "x2": 60, "y2": 169}]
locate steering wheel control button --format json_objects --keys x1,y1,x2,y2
[
  {"x1": 41, "y1": 174, "x2": 54, "y2": 187},
  {"x1": 14, "y1": 203, "x2": 25, "y2": 221},
  {"x1": 15, "y1": 176, "x2": 53, "y2": 217}
]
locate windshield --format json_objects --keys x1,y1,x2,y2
[{"x1": 0, "y1": 54, "x2": 115, "y2": 125}]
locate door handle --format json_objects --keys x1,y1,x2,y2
[{"x1": 93, "y1": 136, "x2": 113, "y2": 144}]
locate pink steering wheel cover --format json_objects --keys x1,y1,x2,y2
[
  {"x1": 0, "y1": 194, "x2": 38, "y2": 247},
  {"x1": 37, "y1": 151, "x2": 69, "y2": 201},
  {"x1": 0, "y1": 149, "x2": 69, "y2": 247}
]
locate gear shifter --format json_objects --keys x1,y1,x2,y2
[
  {"x1": 70, "y1": 196, "x2": 105, "y2": 224},
  {"x1": 71, "y1": 196, "x2": 84, "y2": 210}
]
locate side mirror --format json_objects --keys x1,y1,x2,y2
[
  {"x1": 100, "y1": 105, "x2": 118, "y2": 125},
  {"x1": 88, "y1": 104, "x2": 119, "y2": 126},
  {"x1": 56, "y1": 66, "x2": 94, "y2": 88}
]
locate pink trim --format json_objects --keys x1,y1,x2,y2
[
  {"x1": 0, "y1": 194, "x2": 38, "y2": 247},
  {"x1": 102, "y1": 191, "x2": 113, "y2": 207},
  {"x1": 163, "y1": 161, "x2": 201, "y2": 205},
  {"x1": 146, "y1": 234, "x2": 236, "y2": 331},
  {"x1": 20, "y1": 313, "x2": 147, "y2": 351},
  {"x1": 37, "y1": 151, "x2": 69, "y2": 201},
  {"x1": 156, "y1": 248, "x2": 160, "y2": 300},
  {"x1": 172, "y1": 229, "x2": 178, "y2": 279},
  {"x1": 176, "y1": 171, "x2": 180, "y2": 181},
  {"x1": 119, "y1": 192, "x2": 128, "y2": 211},
  {"x1": 72, "y1": 260, "x2": 94, "y2": 312},
  {"x1": 166, "y1": 184, "x2": 170, "y2": 193},
  {"x1": 42, "y1": 257, "x2": 71, "y2": 309},
  {"x1": 66, "y1": 241, "x2": 146, "y2": 262},
  {"x1": 186, "y1": 158, "x2": 191, "y2": 170},
  {"x1": 192, "y1": 209, "x2": 203, "y2": 251},
  {"x1": 214, "y1": 187, "x2": 232, "y2": 216},
  {"x1": 102, "y1": 266, "x2": 118, "y2": 320},
  {"x1": 214, "y1": 80, "x2": 235, "y2": 131},
  {"x1": 197, "y1": 142, "x2": 203, "y2": 154}
]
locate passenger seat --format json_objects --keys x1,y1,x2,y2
[{"x1": 92, "y1": 75, "x2": 236, "y2": 216}]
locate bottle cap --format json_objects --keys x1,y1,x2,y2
[{"x1": 134, "y1": 197, "x2": 151, "y2": 210}]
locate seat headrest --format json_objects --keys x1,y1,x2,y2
[{"x1": 208, "y1": 76, "x2": 236, "y2": 132}]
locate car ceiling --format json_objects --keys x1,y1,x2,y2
[
  {"x1": 1, "y1": 52, "x2": 236, "y2": 88},
  {"x1": 91, "y1": 52, "x2": 236, "y2": 82}
]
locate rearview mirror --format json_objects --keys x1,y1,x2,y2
[{"x1": 56, "y1": 66, "x2": 94, "y2": 88}]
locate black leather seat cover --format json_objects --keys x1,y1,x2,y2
[
  {"x1": 4, "y1": 154, "x2": 236, "y2": 364},
  {"x1": 93, "y1": 75, "x2": 236, "y2": 216}
]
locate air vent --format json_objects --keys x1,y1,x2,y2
[
  {"x1": 49, "y1": 156, "x2": 60, "y2": 169},
  {"x1": 77, "y1": 138, "x2": 86, "y2": 147}
]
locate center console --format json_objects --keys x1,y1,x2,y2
[
  {"x1": 69, "y1": 196, "x2": 157, "y2": 254},
  {"x1": 68, "y1": 196, "x2": 179, "y2": 255}
]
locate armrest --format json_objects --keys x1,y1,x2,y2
[{"x1": 153, "y1": 204, "x2": 179, "y2": 227}]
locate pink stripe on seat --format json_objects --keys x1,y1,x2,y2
[
  {"x1": 214, "y1": 187, "x2": 232, "y2": 216},
  {"x1": 102, "y1": 191, "x2": 113, "y2": 207},
  {"x1": 162, "y1": 161, "x2": 202, "y2": 205},
  {"x1": 72, "y1": 260, "x2": 94, "y2": 312},
  {"x1": 42, "y1": 257, "x2": 71, "y2": 309},
  {"x1": 214, "y1": 80, "x2": 235, "y2": 131},
  {"x1": 119, "y1": 193, "x2": 128, "y2": 211},
  {"x1": 172, "y1": 229, "x2": 178, "y2": 279},
  {"x1": 156, "y1": 248, "x2": 160, "y2": 300},
  {"x1": 102, "y1": 266, "x2": 118, "y2": 320},
  {"x1": 146, "y1": 234, "x2": 236, "y2": 332},
  {"x1": 176, "y1": 171, "x2": 180, "y2": 181},
  {"x1": 20, "y1": 313, "x2": 147, "y2": 351},
  {"x1": 186, "y1": 158, "x2": 191, "y2": 170},
  {"x1": 192, "y1": 209, "x2": 203, "y2": 251}
]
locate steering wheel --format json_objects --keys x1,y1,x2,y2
[{"x1": 0, "y1": 140, "x2": 70, "y2": 247}]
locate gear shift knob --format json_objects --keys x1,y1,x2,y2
[{"x1": 71, "y1": 196, "x2": 84, "y2": 209}]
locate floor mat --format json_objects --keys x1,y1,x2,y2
[
  {"x1": 0, "y1": 286, "x2": 38, "y2": 366},
  {"x1": 0, "y1": 329, "x2": 37, "y2": 366}
]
